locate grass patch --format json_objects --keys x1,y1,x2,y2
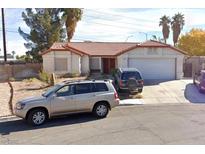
[
  {"x1": 23, "y1": 77, "x2": 39, "y2": 83},
  {"x1": 131, "y1": 93, "x2": 143, "y2": 99}
]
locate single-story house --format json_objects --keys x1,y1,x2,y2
[{"x1": 40, "y1": 40, "x2": 186, "y2": 80}]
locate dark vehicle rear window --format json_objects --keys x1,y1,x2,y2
[
  {"x1": 202, "y1": 73, "x2": 205, "y2": 79},
  {"x1": 121, "y1": 72, "x2": 142, "y2": 80}
]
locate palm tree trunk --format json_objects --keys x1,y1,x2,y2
[{"x1": 66, "y1": 16, "x2": 77, "y2": 42}]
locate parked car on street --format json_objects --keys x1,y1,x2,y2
[
  {"x1": 194, "y1": 70, "x2": 205, "y2": 93},
  {"x1": 113, "y1": 68, "x2": 144, "y2": 94},
  {"x1": 14, "y1": 80, "x2": 119, "y2": 126}
]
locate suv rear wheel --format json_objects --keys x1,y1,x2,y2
[
  {"x1": 93, "y1": 103, "x2": 109, "y2": 118},
  {"x1": 27, "y1": 109, "x2": 47, "y2": 126}
]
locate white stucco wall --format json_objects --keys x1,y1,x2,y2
[
  {"x1": 81, "y1": 55, "x2": 90, "y2": 74},
  {"x1": 71, "y1": 53, "x2": 81, "y2": 74},
  {"x1": 42, "y1": 51, "x2": 81, "y2": 75},
  {"x1": 117, "y1": 47, "x2": 185, "y2": 79},
  {"x1": 42, "y1": 53, "x2": 55, "y2": 73}
]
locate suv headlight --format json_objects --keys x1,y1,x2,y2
[{"x1": 16, "y1": 102, "x2": 25, "y2": 110}]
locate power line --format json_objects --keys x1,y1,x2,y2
[
  {"x1": 86, "y1": 9, "x2": 154, "y2": 23},
  {"x1": 84, "y1": 14, "x2": 153, "y2": 28},
  {"x1": 80, "y1": 18, "x2": 157, "y2": 32},
  {"x1": 0, "y1": 29, "x2": 19, "y2": 33}
]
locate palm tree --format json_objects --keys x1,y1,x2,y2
[
  {"x1": 12, "y1": 51, "x2": 16, "y2": 59},
  {"x1": 171, "y1": 13, "x2": 185, "y2": 46},
  {"x1": 61, "y1": 8, "x2": 83, "y2": 41},
  {"x1": 152, "y1": 35, "x2": 157, "y2": 40},
  {"x1": 159, "y1": 15, "x2": 171, "y2": 44}
]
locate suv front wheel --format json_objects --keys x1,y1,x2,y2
[
  {"x1": 27, "y1": 109, "x2": 47, "y2": 126},
  {"x1": 93, "y1": 103, "x2": 109, "y2": 118}
]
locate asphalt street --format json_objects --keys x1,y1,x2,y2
[{"x1": 1, "y1": 104, "x2": 205, "y2": 144}]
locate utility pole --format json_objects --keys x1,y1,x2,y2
[{"x1": 1, "y1": 8, "x2": 7, "y2": 62}]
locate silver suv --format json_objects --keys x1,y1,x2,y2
[{"x1": 14, "y1": 80, "x2": 119, "y2": 126}]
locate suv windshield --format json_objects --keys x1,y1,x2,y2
[
  {"x1": 121, "y1": 72, "x2": 142, "y2": 80},
  {"x1": 42, "y1": 84, "x2": 62, "y2": 97}
]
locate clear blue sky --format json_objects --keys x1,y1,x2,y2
[{"x1": 0, "y1": 8, "x2": 205, "y2": 56}]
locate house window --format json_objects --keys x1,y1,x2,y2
[
  {"x1": 90, "y1": 57, "x2": 100, "y2": 70},
  {"x1": 147, "y1": 48, "x2": 158, "y2": 55},
  {"x1": 55, "y1": 58, "x2": 68, "y2": 71}
]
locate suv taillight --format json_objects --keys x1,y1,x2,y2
[
  {"x1": 138, "y1": 80, "x2": 144, "y2": 85},
  {"x1": 119, "y1": 80, "x2": 123, "y2": 87},
  {"x1": 114, "y1": 91, "x2": 119, "y2": 100}
]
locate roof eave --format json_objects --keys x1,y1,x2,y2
[{"x1": 63, "y1": 44, "x2": 90, "y2": 56}]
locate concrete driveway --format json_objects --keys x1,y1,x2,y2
[{"x1": 120, "y1": 79, "x2": 205, "y2": 105}]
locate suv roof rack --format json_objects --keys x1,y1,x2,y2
[
  {"x1": 62, "y1": 79, "x2": 113, "y2": 84},
  {"x1": 63, "y1": 79, "x2": 97, "y2": 84},
  {"x1": 63, "y1": 79, "x2": 84, "y2": 84}
]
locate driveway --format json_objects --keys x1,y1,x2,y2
[
  {"x1": 2, "y1": 104, "x2": 205, "y2": 144},
  {"x1": 120, "y1": 79, "x2": 205, "y2": 105}
]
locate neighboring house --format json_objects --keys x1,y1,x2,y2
[
  {"x1": 40, "y1": 40, "x2": 186, "y2": 81},
  {"x1": 184, "y1": 56, "x2": 205, "y2": 77}
]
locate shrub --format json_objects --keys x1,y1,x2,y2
[
  {"x1": 23, "y1": 77, "x2": 37, "y2": 83},
  {"x1": 70, "y1": 73, "x2": 80, "y2": 78},
  {"x1": 110, "y1": 69, "x2": 117, "y2": 76},
  {"x1": 39, "y1": 70, "x2": 51, "y2": 84},
  {"x1": 9, "y1": 77, "x2": 15, "y2": 82}
]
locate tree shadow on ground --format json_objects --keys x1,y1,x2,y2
[
  {"x1": 0, "y1": 113, "x2": 98, "y2": 135},
  {"x1": 184, "y1": 83, "x2": 205, "y2": 103}
]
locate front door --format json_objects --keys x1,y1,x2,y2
[
  {"x1": 50, "y1": 85, "x2": 76, "y2": 115},
  {"x1": 103, "y1": 58, "x2": 109, "y2": 74},
  {"x1": 103, "y1": 58, "x2": 116, "y2": 74}
]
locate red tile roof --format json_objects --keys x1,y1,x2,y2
[
  {"x1": 50, "y1": 42, "x2": 67, "y2": 50},
  {"x1": 40, "y1": 40, "x2": 187, "y2": 56},
  {"x1": 65, "y1": 42, "x2": 139, "y2": 56},
  {"x1": 140, "y1": 40, "x2": 168, "y2": 47}
]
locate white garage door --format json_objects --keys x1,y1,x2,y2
[{"x1": 128, "y1": 58, "x2": 176, "y2": 80}]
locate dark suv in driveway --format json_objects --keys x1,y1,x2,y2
[
  {"x1": 113, "y1": 68, "x2": 144, "y2": 93},
  {"x1": 194, "y1": 70, "x2": 205, "y2": 93}
]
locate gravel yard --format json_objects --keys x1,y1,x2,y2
[{"x1": 11, "y1": 79, "x2": 48, "y2": 112}]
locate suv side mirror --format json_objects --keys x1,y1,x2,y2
[{"x1": 52, "y1": 93, "x2": 57, "y2": 98}]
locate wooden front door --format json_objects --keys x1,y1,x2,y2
[{"x1": 103, "y1": 58, "x2": 116, "y2": 74}]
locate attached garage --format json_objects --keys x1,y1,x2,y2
[
  {"x1": 117, "y1": 41, "x2": 186, "y2": 80},
  {"x1": 128, "y1": 58, "x2": 176, "y2": 80}
]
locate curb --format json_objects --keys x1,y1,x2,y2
[
  {"x1": 0, "y1": 115, "x2": 20, "y2": 122},
  {"x1": 119, "y1": 99, "x2": 144, "y2": 106},
  {"x1": 118, "y1": 103, "x2": 143, "y2": 106}
]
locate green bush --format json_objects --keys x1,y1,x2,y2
[
  {"x1": 110, "y1": 69, "x2": 117, "y2": 76},
  {"x1": 23, "y1": 77, "x2": 37, "y2": 83},
  {"x1": 39, "y1": 70, "x2": 51, "y2": 84},
  {"x1": 70, "y1": 73, "x2": 80, "y2": 78},
  {"x1": 9, "y1": 77, "x2": 15, "y2": 82}
]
